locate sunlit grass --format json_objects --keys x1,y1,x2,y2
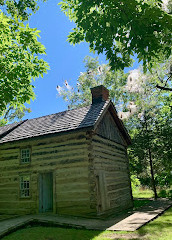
[
  {"x1": 133, "y1": 187, "x2": 172, "y2": 199},
  {"x1": 137, "y1": 207, "x2": 172, "y2": 240},
  {"x1": 133, "y1": 188, "x2": 154, "y2": 199}
]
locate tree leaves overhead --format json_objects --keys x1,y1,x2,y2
[
  {"x1": 0, "y1": 0, "x2": 46, "y2": 20},
  {"x1": 0, "y1": 105, "x2": 31, "y2": 126},
  {"x1": 0, "y1": 1, "x2": 49, "y2": 118},
  {"x1": 59, "y1": 0, "x2": 172, "y2": 70}
]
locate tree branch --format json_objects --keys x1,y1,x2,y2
[{"x1": 156, "y1": 85, "x2": 172, "y2": 91}]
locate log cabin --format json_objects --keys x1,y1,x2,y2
[{"x1": 0, "y1": 85, "x2": 133, "y2": 217}]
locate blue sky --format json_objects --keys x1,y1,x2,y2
[{"x1": 24, "y1": 0, "x2": 139, "y2": 120}]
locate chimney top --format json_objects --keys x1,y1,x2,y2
[{"x1": 91, "y1": 85, "x2": 109, "y2": 104}]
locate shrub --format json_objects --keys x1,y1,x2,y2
[{"x1": 131, "y1": 175, "x2": 141, "y2": 191}]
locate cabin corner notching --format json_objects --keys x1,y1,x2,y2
[{"x1": 0, "y1": 86, "x2": 133, "y2": 217}]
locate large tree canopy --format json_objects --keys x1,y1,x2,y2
[
  {"x1": 0, "y1": 0, "x2": 49, "y2": 118},
  {"x1": 59, "y1": 0, "x2": 172, "y2": 70},
  {"x1": 0, "y1": 0, "x2": 46, "y2": 20}
]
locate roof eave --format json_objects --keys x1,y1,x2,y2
[
  {"x1": 93, "y1": 100, "x2": 111, "y2": 130},
  {"x1": 0, "y1": 125, "x2": 94, "y2": 145},
  {"x1": 108, "y1": 103, "x2": 132, "y2": 145}
]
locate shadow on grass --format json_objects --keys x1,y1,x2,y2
[
  {"x1": 1, "y1": 224, "x2": 104, "y2": 240},
  {"x1": 133, "y1": 198, "x2": 151, "y2": 210},
  {"x1": 136, "y1": 206, "x2": 172, "y2": 239}
]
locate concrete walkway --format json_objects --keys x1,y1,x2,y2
[
  {"x1": 106, "y1": 199, "x2": 172, "y2": 231},
  {"x1": 0, "y1": 215, "x2": 33, "y2": 238},
  {"x1": 0, "y1": 199, "x2": 171, "y2": 238}
]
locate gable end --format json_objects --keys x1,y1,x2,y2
[{"x1": 95, "y1": 110, "x2": 127, "y2": 146}]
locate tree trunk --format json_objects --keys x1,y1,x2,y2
[{"x1": 148, "y1": 148, "x2": 158, "y2": 199}]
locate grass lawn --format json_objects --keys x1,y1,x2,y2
[
  {"x1": 132, "y1": 188, "x2": 153, "y2": 210},
  {"x1": 1, "y1": 189, "x2": 172, "y2": 240},
  {"x1": 133, "y1": 187, "x2": 172, "y2": 200},
  {"x1": 133, "y1": 188, "x2": 154, "y2": 199},
  {"x1": 132, "y1": 187, "x2": 172, "y2": 210}
]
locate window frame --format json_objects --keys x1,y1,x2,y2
[
  {"x1": 19, "y1": 175, "x2": 31, "y2": 199},
  {"x1": 20, "y1": 148, "x2": 31, "y2": 164}
]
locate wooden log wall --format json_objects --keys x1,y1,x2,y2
[
  {"x1": 90, "y1": 134, "x2": 133, "y2": 215},
  {"x1": 96, "y1": 110, "x2": 127, "y2": 146},
  {"x1": 0, "y1": 131, "x2": 95, "y2": 216}
]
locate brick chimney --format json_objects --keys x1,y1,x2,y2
[{"x1": 91, "y1": 85, "x2": 109, "y2": 104}]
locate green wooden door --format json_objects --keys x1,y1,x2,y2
[{"x1": 39, "y1": 172, "x2": 53, "y2": 213}]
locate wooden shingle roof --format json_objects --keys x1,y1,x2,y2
[
  {"x1": 0, "y1": 101, "x2": 110, "y2": 144},
  {"x1": 0, "y1": 100, "x2": 131, "y2": 145},
  {"x1": 0, "y1": 122, "x2": 20, "y2": 136}
]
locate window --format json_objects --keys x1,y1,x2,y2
[
  {"x1": 20, "y1": 176, "x2": 30, "y2": 198},
  {"x1": 21, "y1": 148, "x2": 31, "y2": 163}
]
